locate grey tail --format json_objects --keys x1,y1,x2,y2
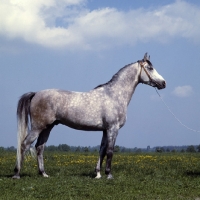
[{"x1": 16, "y1": 92, "x2": 36, "y2": 170}]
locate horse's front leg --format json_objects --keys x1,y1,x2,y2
[
  {"x1": 105, "y1": 128, "x2": 118, "y2": 179},
  {"x1": 95, "y1": 130, "x2": 107, "y2": 179}
]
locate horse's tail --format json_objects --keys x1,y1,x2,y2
[{"x1": 16, "y1": 92, "x2": 36, "y2": 170}]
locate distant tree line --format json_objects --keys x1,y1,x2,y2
[
  {"x1": 44, "y1": 144, "x2": 100, "y2": 152},
  {"x1": 154, "y1": 145, "x2": 200, "y2": 153},
  {"x1": 0, "y1": 146, "x2": 16, "y2": 152},
  {"x1": 1, "y1": 144, "x2": 200, "y2": 153}
]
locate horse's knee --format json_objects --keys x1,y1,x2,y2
[
  {"x1": 20, "y1": 143, "x2": 29, "y2": 155},
  {"x1": 35, "y1": 144, "x2": 45, "y2": 155},
  {"x1": 106, "y1": 149, "x2": 114, "y2": 157}
]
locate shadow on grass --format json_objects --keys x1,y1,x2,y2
[
  {"x1": 185, "y1": 171, "x2": 200, "y2": 177},
  {"x1": 0, "y1": 173, "x2": 33, "y2": 179},
  {"x1": 0, "y1": 174, "x2": 13, "y2": 178},
  {"x1": 80, "y1": 171, "x2": 97, "y2": 178}
]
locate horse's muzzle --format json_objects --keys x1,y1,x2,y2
[{"x1": 157, "y1": 80, "x2": 166, "y2": 90}]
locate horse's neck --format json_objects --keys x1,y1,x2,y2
[{"x1": 110, "y1": 63, "x2": 140, "y2": 106}]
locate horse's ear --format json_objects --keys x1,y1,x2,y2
[
  {"x1": 148, "y1": 55, "x2": 150, "y2": 61},
  {"x1": 143, "y1": 52, "x2": 148, "y2": 61}
]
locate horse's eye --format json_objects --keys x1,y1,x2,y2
[{"x1": 147, "y1": 66, "x2": 153, "y2": 71}]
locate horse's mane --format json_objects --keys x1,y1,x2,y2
[
  {"x1": 94, "y1": 63, "x2": 135, "y2": 89},
  {"x1": 94, "y1": 59, "x2": 153, "y2": 90}
]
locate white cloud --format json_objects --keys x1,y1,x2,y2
[
  {"x1": 0, "y1": 0, "x2": 200, "y2": 49},
  {"x1": 172, "y1": 85, "x2": 193, "y2": 97}
]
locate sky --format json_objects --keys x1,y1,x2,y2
[{"x1": 0, "y1": 0, "x2": 200, "y2": 149}]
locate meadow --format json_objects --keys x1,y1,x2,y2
[{"x1": 1, "y1": 151, "x2": 200, "y2": 199}]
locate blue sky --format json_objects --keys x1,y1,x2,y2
[{"x1": 0, "y1": 0, "x2": 200, "y2": 148}]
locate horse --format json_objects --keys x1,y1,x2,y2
[{"x1": 12, "y1": 53, "x2": 166, "y2": 179}]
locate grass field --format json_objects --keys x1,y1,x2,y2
[{"x1": 1, "y1": 151, "x2": 200, "y2": 199}]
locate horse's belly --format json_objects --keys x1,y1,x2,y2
[
  {"x1": 58, "y1": 109, "x2": 104, "y2": 131},
  {"x1": 60, "y1": 118, "x2": 104, "y2": 131}
]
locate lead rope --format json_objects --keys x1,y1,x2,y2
[{"x1": 155, "y1": 88, "x2": 200, "y2": 133}]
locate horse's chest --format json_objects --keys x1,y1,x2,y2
[{"x1": 104, "y1": 104, "x2": 127, "y2": 126}]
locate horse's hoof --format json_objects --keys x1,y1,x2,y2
[
  {"x1": 95, "y1": 175, "x2": 102, "y2": 179},
  {"x1": 42, "y1": 173, "x2": 49, "y2": 178},
  {"x1": 107, "y1": 174, "x2": 113, "y2": 179},
  {"x1": 12, "y1": 175, "x2": 20, "y2": 179},
  {"x1": 95, "y1": 171, "x2": 102, "y2": 179}
]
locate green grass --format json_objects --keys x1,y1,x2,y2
[{"x1": 1, "y1": 151, "x2": 200, "y2": 199}]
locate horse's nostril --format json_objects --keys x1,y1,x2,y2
[{"x1": 163, "y1": 81, "x2": 166, "y2": 88}]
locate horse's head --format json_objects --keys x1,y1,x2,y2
[{"x1": 139, "y1": 53, "x2": 166, "y2": 90}]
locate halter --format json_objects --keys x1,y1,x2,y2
[{"x1": 138, "y1": 61, "x2": 161, "y2": 88}]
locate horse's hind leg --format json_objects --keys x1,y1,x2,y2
[
  {"x1": 13, "y1": 130, "x2": 41, "y2": 179},
  {"x1": 35, "y1": 124, "x2": 54, "y2": 177},
  {"x1": 95, "y1": 130, "x2": 107, "y2": 179}
]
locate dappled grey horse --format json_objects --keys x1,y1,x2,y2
[{"x1": 12, "y1": 53, "x2": 166, "y2": 179}]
